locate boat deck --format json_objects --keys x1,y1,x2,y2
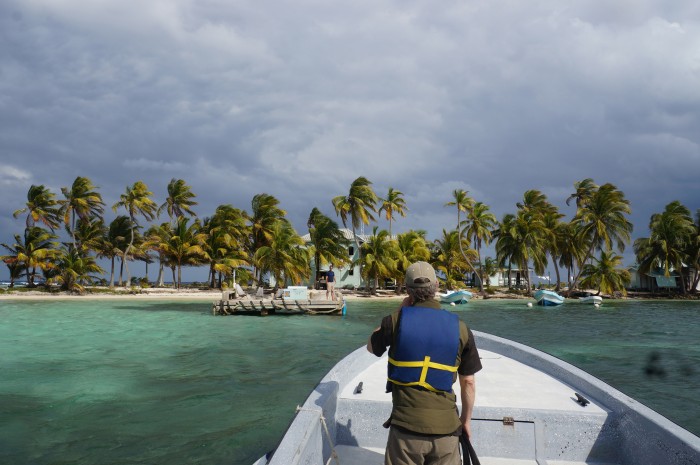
[
  {"x1": 335, "y1": 350, "x2": 615, "y2": 464},
  {"x1": 340, "y1": 349, "x2": 608, "y2": 412}
]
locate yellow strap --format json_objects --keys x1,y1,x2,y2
[
  {"x1": 387, "y1": 378, "x2": 442, "y2": 393},
  {"x1": 387, "y1": 355, "x2": 458, "y2": 393},
  {"x1": 388, "y1": 356, "x2": 458, "y2": 372}
]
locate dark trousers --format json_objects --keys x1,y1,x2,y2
[{"x1": 385, "y1": 426, "x2": 460, "y2": 465}]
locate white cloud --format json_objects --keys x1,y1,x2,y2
[{"x1": 0, "y1": 166, "x2": 32, "y2": 186}]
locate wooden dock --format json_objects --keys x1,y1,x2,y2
[{"x1": 212, "y1": 297, "x2": 346, "y2": 316}]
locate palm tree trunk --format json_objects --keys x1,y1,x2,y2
[
  {"x1": 553, "y1": 261, "x2": 562, "y2": 292},
  {"x1": 125, "y1": 224, "x2": 134, "y2": 287},
  {"x1": 156, "y1": 260, "x2": 164, "y2": 287},
  {"x1": 476, "y1": 244, "x2": 485, "y2": 292},
  {"x1": 570, "y1": 241, "x2": 597, "y2": 296},
  {"x1": 352, "y1": 226, "x2": 364, "y2": 293},
  {"x1": 170, "y1": 266, "x2": 176, "y2": 288},
  {"x1": 123, "y1": 249, "x2": 131, "y2": 287},
  {"x1": 109, "y1": 257, "x2": 115, "y2": 288},
  {"x1": 457, "y1": 222, "x2": 481, "y2": 293},
  {"x1": 678, "y1": 269, "x2": 688, "y2": 295},
  {"x1": 314, "y1": 253, "x2": 320, "y2": 289}
]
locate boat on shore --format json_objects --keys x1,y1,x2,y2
[
  {"x1": 579, "y1": 294, "x2": 603, "y2": 306},
  {"x1": 439, "y1": 289, "x2": 473, "y2": 304},
  {"x1": 533, "y1": 289, "x2": 565, "y2": 306},
  {"x1": 255, "y1": 331, "x2": 700, "y2": 465}
]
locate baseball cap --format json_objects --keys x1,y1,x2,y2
[{"x1": 405, "y1": 261, "x2": 437, "y2": 288}]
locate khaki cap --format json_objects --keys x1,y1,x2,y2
[{"x1": 405, "y1": 261, "x2": 437, "y2": 288}]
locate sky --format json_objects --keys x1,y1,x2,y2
[{"x1": 2, "y1": 0, "x2": 700, "y2": 281}]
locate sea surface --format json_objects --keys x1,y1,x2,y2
[{"x1": 0, "y1": 298, "x2": 698, "y2": 465}]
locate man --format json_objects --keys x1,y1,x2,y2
[
  {"x1": 367, "y1": 261, "x2": 482, "y2": 465},
  {"x1": 325, "y1": 264, "x2": 336, "y2": 300}
]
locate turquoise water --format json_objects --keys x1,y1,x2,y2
[{"x1": 0, "y1": 298, "x2": 698, "y2": 465}]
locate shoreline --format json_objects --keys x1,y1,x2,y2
[{"x1": 1, "y1": 287, "x2": 694, "y2": 301}]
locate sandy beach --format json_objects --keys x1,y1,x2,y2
[{"x1": 0, "y1": 286, "x2": 541, "y2": 301}]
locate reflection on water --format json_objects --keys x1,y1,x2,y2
[{"x1": 0, "y1": 298, "x2": 698, "y2": 465}]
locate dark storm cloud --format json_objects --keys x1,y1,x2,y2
[{"x1": 2, "y1": 0, "x2": 699, "y2": 279}]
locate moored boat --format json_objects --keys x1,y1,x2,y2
[
  {"x1": 255, "y1": 331, "x2": 700, "y2": 465},
  {"x1": 439, "y1": 289, "x2": 473, "y2": 304},
  {"x1": 533, "y1": 289, "x2": 565, "y2": 306},
  {"x1": 579, "y1": 294, "x2": 603, "y2": 306}
]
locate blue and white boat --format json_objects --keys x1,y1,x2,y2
[
  {"x1": 533, "y1": 289, "x2": 565, "y2": 306},
  {"x1": 439, "y1": 289, "x2": 473, "y2": 304}
]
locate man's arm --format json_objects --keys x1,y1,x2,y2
[
  {"x1": 366, "y1": 327, "x2": 380, "y2": 353},
  {"x1": 459, "y1": 374, "x2": 476, "y2": 438}
]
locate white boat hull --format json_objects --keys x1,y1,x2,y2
[
  {"x1": 258, "y1": 332, "x2": 700, "y2": 465},
  {"x1": 439, "y1": 290, "x2": 473, "y2": 304},
  {"x1": 533, "y1": 289, "x2": 565, "y2": 306},
  {"x1": 579, "y1": 295, "x2": 603, "y2": 305}
]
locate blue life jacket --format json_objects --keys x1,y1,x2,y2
[{"x1": 387, "y1": 306, "x2": 460, "y2": 393}]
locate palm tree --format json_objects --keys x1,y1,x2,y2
[
  {"x1": 1, "y1": 242, "x2": 26, "y2": 288},
  {"x1": 445, "y1": 189, "x2": 482, "y2": 290},
  {"x1": 1, "y1": 227, "x2": 60, "y2": 287},
  {"x1": 73, "y1": 217, "x2": 107, "y2": 257},
  {"x1": 566, "y1": 178, "x2": 599, "y2": 209},
  {"x1": 158, "y1": 178, "x2": 197, "y2": 220},
  {"x1": 156, "y1": 217, "x2": 208, "y2": 289},
  {"x1": 249, "y1": 193, "x2": 287, "y2": 284},
  {"x1": 634, "y1": 201, "x2": 695, "y2": 293},
  {"x1": 95, "y1": 216, "x2": 132, "y2": 288},
  {"x1": 332, "y1": 176, "x2": 378, "y2": 291},
  {"x1": 463, "y1": 201, "x2": 497, "y2": 293},
  {"x1": 580, "y1": 250, "x2": 631, "y2": 296},
  {"x1": 688, "y1": 209, "x2": 700, "y2": 293},
  {"x1": 50, "y1": 245, "x2": 104, "y2": 294},
  {"x1": 570, "y1": 183, "x2": 633, "y2": 293},
  {"x1": 2, "y1": 257, "x2": 24, "y2": 288},
  {"x1": 493, "y1": 213, "x2": 520, "y2": 289},
  {"x1": 203, "y1": 206, "x2": 250, "y2": 288},
  {"x1": 445, "y1": 189, "x2": 474, "y2": 231},
  {"x1": 307, "y1": 208, "x2": 349, "y2": 288},
  {"x1": 144, "y1": 222, "x2": 175, "y2": 287},
  {"x1": 360, "y1": 227, "x2": 399, "y2": 293},
  {"x1": 378, "y1": 187, "x2": 408, "y2": 236},
  {"x1": 112, "y1": 181, "x2": 158, "y2": 287},
  {"x1": 13, "y1": 184, "x2": 61, "y2": 231},
  {"x1": 541, "y1": 211, "x2": 567, "y2": 291},
  {"x1": 394, "y1": 230, "x2": 431, "y2": 293},
  {"x1": 255, "y1": 221, "x2": 309, "y2": 290},
  {"x1": 59, "y1": 176, "x2": 105, "y2": 248},
  {"x1": 433, "y1": 229, "x2": 477, "y2": 290},
  {"x1": 494, "y1": 206, "x2": 548, "y2": 294},
  {"x1": 557, "y1": 221, "x2": 587, "y2": 290},
  {"x1": 481, "y1": 257, "x2": 499, "y2": 287}
]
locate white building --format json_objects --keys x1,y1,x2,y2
[{"x1": 301, "y1": 228, "x2": 366, "y2": 290}]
